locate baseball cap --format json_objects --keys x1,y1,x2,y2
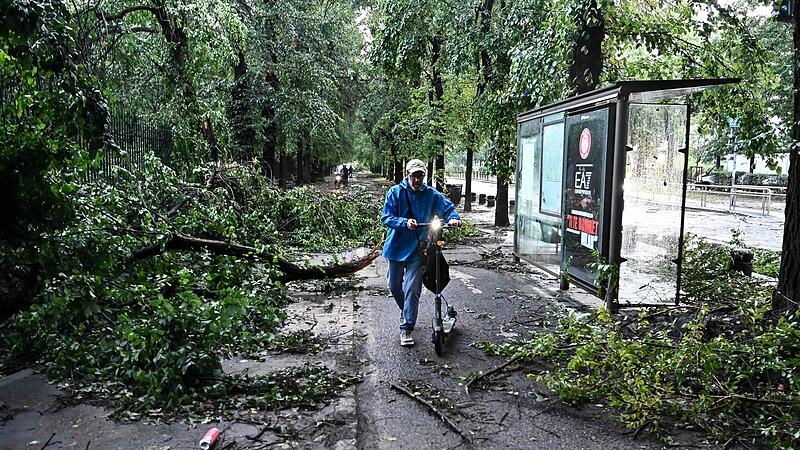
[{"x1": 405, "y1": 159, "x2": 427, "y2": 175}]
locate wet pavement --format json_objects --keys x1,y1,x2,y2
[{"x1": 355, "y1": 253, "x2": 665, "y2": 449}]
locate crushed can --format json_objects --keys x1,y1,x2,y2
[{"x1": 199, "y1": 427, "x2": 220, "y2": 450}]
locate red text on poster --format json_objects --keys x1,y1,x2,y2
[{"x1": 566, "y1": 214, "x2": 599, "y2": 236}]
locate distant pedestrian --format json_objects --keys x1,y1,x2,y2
[{"x1": 381, "y1": 159, "x2": 461, "y2": 346}]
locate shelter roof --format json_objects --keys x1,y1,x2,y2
[{"x1": 518, "y1": 78, "x2": 740, "y2": 123}]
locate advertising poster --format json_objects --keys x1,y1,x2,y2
[{"x1": 562, "y1": 107, "x2": 610, "y2": 287}]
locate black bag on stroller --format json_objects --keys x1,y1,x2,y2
[
  {"x1": 403, "y1": 189, "x2": 451, "y2": 294},
  {"x1": 422, "y1": 240, "x2": 450, "y2": 293}
]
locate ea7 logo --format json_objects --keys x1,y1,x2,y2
[{"x1": 575, "y1": 169, "x2": 592, "y2": 189}]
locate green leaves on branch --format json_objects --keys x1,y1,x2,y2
[{"x1": 477, "y1": 237, "x2": 799, "y2": 448}]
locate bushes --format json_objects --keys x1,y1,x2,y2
[{"x1": 703, "y1": 171, "x2": 788, "y2": 187}]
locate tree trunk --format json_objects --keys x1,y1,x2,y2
[
  {"x1": 231, "y1": 47, "x2": 253, "y2": 161},
  {"x1": 261, "y1": 48, "x2": 280, "y2": 178},
  {"x1": 391, "y1": 141, "x2": 403, "y2": 184},
  {"x1": 202, "y1": 116, "x2": 220, "y2": 161},
  {"x1": 303, "y1": 135, "x2": 312, "y2": 184},
  {"x1": 495, "y1": 178, "x2": 510, "y2": 227},
  {"x1": 393, "y1": 159, "x2": 404, "y2": 185},
  {"x1": 476, "y1": 0, "x2": 496, "y2": 217},
  {"x1": 569, "y1": 0, "x2": 604, "y2": 94},
  {"x1": 279, "y1": 149, "x2": 288, "y2": 188},
  {"x1": 777, "y1": 147, "x2": 799, "y2": 310},
  {"x1": 149, "y1": 0, "x2": 219, "y2": 160},
  {"x1": 431, "y1": 34, "x2": 446, "y2": 192},
  {"x1": 775, "y1": 20, "x2": 800, "y2": 311},
  {"x1": 436, "y1": 154, "x2": 445, "y2": 191},
  {"x1": 262, "y1": 124, "x2": 276, "y2": 179},
  {"x1": 296, "y1": 140, "x2": 304, "y2": 185},
  {"x1": 465, "y1": 139, "x2": 474, "y2": 212}
]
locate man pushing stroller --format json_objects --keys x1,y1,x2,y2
[{"x1": 381, "y1": 159, "x2": 461, "y2": 346}]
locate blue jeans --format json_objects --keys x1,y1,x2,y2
[{"x1": 387, "y1": 258, "x2": 424, "y2": 331}]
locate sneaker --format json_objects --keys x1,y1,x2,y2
[{"x1": 400, "y1": 329, "x2": 415, "y2": 347}]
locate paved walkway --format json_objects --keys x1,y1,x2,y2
[{"x1": 446, "y1": 177, "x2": 515, "y2": 201}]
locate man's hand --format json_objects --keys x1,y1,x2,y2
[
  {"x1": 407, "y1": 218, "x2": 418, "y2": 229},
  {"x1": 448, "y1": 219, "x2": 462, "y2": 227}
]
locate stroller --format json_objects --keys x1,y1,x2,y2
[{"x1": 418, "y1": 218, "x2": 458, "y2": 356}]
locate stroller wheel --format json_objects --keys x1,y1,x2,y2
[{"x1": 432, "y1": 330, "x2": 444, "y2": 356}]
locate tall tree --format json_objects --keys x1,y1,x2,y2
[
  {"x1": 373, "y1": 0, "x2": 454, "y2": 188},
  {"x1": 776, "y1": 9, "x2": 800, "y2": 310}
]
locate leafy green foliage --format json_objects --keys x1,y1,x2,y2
[
  {"x1": 115, "y1": 364, "x2": 361, "y2": 422},
  {"x1": 443, "y1": 220, "x2": 480, "y2": 245},
  {"x1": 1, "y1": 0, "x2": 85, "y2": 315},
  {"x1": 266, "y1": 185, "x2": 382, "y2": 251},
  {"x1": 752, "y1": 247, "x2": 781, "y2": 278},
  {"x1": 265, "y1": 331, "x2": 323, "y2": 355},
  {"x1": 1, "y1": 156, "x2": 376, "y2": 414},
  {"x1": 212, "y1": 364, "x2": 362, "y2": 419},
  {"x1": 477, "y1": 237, "x2": 800, "y2": 448}
]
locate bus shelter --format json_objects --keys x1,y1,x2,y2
[{"x1": 514, "y1": 79, "x2": 739, "y2": 310}]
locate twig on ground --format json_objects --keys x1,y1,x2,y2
[
  {"x1": 464, "y1": 355, "x2": 522, "y2": 395},
  {"x1": 499, "y1": 409, "x2": 510, "y2": 425},
  {"x1": 389, "y1": 383, "x2": 471, "y2": 443},
  {"x1": 40, "y1": 433, "x2": 56, "y2": 450},
  {"x1": 633, "y1": 420, "x2": 651, "y2": 440},
  {"x1": 246, "y1": 422, "x2": 272, "y2": 441},
  {"x1": 530, "y1": 420, "x2": 560, "y2": 438}
]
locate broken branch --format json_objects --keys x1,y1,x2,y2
[
  {"x1": 389, "y1": 383, "x2": 471, "y2": 443},
  {"x1": 464, "y1": 354, "x2": 522, "y2": 395},
  {"x1": 131, "y1": 233, "x2": 383, "y2": 283}
]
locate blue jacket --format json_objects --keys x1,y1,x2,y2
[{"x1": 381, "y1": 178, "x2": 460, "y2": 261}]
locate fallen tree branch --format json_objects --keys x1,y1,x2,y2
[
  {"x1": 464, "y1": 354, "x2": 522, "y2": 395},
  {"x1": 709, "y1": 393, "x2": 794, "y2": 406},
  {"x1": 131, "y1": 233, "x2": 383, "y2": 283},
  {"x1": 389, "y1": 383, "x2": 471, "y2": 443}
]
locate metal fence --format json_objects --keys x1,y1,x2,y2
[
  {"x1": 83, "y1": 109, "x2": 173, "y2": 182},
  {"x1": 447, "y1": 169, "x2": 516, "y2": 184}
]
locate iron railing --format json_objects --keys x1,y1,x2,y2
[{"x1": 84, "y1": 109, "x2": 173, "y2": 182}]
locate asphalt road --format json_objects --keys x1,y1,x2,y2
[{"x1": 352, "y1": 240, "x2": 671, "y2": 449}]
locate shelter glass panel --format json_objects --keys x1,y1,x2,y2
[
  {"x1": 620, "y1": 104, "x2": 688, "y2": 304},
  {"x1": 540, "y1": 123, "x2": 565, "y2": 215},
  {"x1": 515, "y1": 118, "x2": 562, "y2": 273},
  {"x1": 562, "y1": 107, "x2": 610, "y2": 287}
]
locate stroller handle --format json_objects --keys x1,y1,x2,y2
[{"x1": 415, "y1": 222, "x2": 460, "y2": 228}]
